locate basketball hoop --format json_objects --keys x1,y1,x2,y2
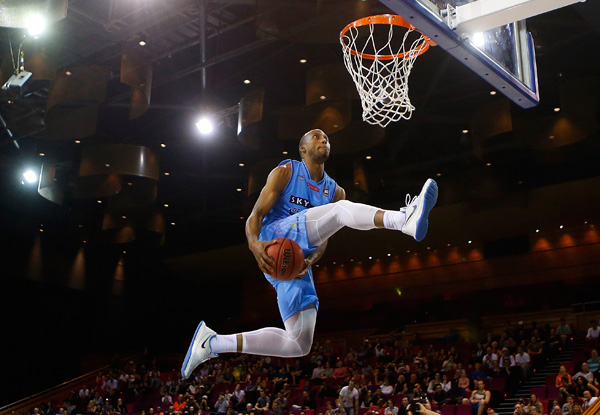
[{"x1": 340, "y1": 14, "x2": 434, "y2": 127}]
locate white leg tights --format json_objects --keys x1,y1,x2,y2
[
  {"x1": 210, "y1": 307, "x2": 317, "y2": 357},
  {"x1": 304, "y1": 199, "x2": 380, "y2": 247}
]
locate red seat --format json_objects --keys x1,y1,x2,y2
[
  {"x1": 545, "y1": 374, "x2": 556, "y2": 388},
  {"x1": 456, "y1": 404, "x2": 472, "y2": 415},
  {"x1": 531, "y1": 387, "x2": 547, "y2": 400},
  {"x1": 559, "y1": 362, "x2": 574, "y2": 373},
  {"x1": 546, "y1": 387, "x2": 559, "y2": 401},
  {"x1": 441, "y1": 405, "x2": 456, "y2": 415}
]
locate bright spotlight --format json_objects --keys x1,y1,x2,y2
[
  {"x1": 472, "y1": 32, "x2": 484, "y2": 47},
  {"x1": 195, "y1": 117, "x2": 214, "y2": 135},
  {"x1": 26, "y1": 14, "x2": 47, "y2": 36},
  {"x1": 23, "y1": 169, "x2": 38, "y2": 184}
]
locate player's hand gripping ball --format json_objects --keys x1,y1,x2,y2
[{"x1": 266, "y1": 237, "x2": 305, "y2": 280}]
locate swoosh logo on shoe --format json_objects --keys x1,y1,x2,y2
[{"x1": 201, "y1": 336, "x2": 210, "y2": 349}]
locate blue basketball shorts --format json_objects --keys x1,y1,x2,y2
[{"x1": 259, "y1": 211, "x2": 319, "y2": 322}]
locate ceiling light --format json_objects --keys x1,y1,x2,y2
[
  {"x1": 472, "y1": 32, "x2": 484, "y2": 47},
  {"x1": 236, "y1": 188, "x2": 242, "y2": 192},
  {"x1": 468, "y1": 240, "x2": 472, "y2": 244},
  {"x1": 319, "y1": 95, "x2": 326, "y2": 100},
  {"x1": 485, "y1": 162, "x2": 492, "y2": 166},
  {"x1": 489, "y1": 90, "x2": 497, "y2": 95},
  {"x1": 164, "y1": 172, "x2": 170, "y2": 176},
  {"x1": 368, "y1": 256, "x2": 372, "y2": 259},
  {"x1": 39, "y1": 153, "x2": 45, "y2": 156},
  {"x1": 97, "y1": 200, "x2": 102, "y2": 204},
  {"x1": 366, "y1": 156, "x2": 372, "y2": 160},
  {"x1": 75, "y1": 139, "x2": 81, "y2": 144},
  {"x1": 163, "y1": 204, "x2": 169, "y2": 207},
  {"x1": 127, "y1": 182, "x2": 132, "y2": 186},
  {"x1": 549, "y1": 135, "x2": 555, "y2": 139},
  {"x1": 462, "y1": 129, "x2": 469, "y2": 134},
  {"x1": 65, "y1": 71, "x2": 72, "y2": 76},
  {"x1": 26, "y1": 14, "x2": 47, "y2": 36},
  {"x1": 170, "y1": 222, "x2": 176, "y2": 226},
  {"x1": 243, "y1": 79, "x2": 251, "y2": 84},
  {"x1": 104, "y1": 163, "x2": 110, "y2": 167},
  {"x1": 436, "y1": 173, "x2": 442, "y2": 177},
  {"x1": 299, "y1": 59, "x2": 307, "y2": 64},
  {"x1": 121, "y1": 215, "x2": 126, "y2": 219},
  {"x1": 535, "y1": 229, "x2": 539, "y2": 233},
  {"x1": 554, "y1": 107, "x2": 561, "y2": 112},
  {"x1": 282, "y1": 151, "x2": 288, "y2": 155},
  {"x1": 22, "y1": 169, "x2": 38, "y2": 184},
  {"x1": 387, "y1": 253, "x2": 391, "y2": 257},
  {"x1": 239, "y1": 163, "x2": 245, "y2": 167},
  {"x1": 160, "y1": 143, "x2": 166, "y2": 148},
  {"x1": 139, "y1": 40, "x2": 147, "y2": 46},
  {"x1": 195, "y1": 116, "x2": 214, "y2": 135},
  {"x1": 559, "y1": 225, "x2": 563, "y2": 229},
  {"x1": 240, "y1": 217, "x2": 244, "y2": 220}
]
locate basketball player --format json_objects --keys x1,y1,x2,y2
[{"x1": 182, "y1": 129, "x2": 438, "y2": 379}]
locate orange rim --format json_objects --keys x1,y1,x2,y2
[{"x1": 340, "y1": 14, "x2": 433, "y2": 61}]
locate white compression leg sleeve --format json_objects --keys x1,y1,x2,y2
[
  {"x1": 238, "y1": 307, "x2": 317, "y2": 357},
  {"x1": 304, "y1": 200, "x2": 379, "y2": 247}
]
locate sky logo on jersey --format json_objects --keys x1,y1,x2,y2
[
  {"x1": 289, "y1": 195, "x2": 313, "y2": 208},
  {"x1": 307, "y1": 182, "x2": 320, "y2": 193},
  {"x1": 323, "y1": 187, "x2": 329, "y2": 197}
]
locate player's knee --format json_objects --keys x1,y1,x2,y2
[{"x1": 298, "y1": 338, "x2": 312, "y2": 356}]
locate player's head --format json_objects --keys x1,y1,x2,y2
[{"x1": 299, "y1": 129, "x2": 330, "y2": 163}]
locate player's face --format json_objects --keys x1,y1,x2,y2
[{"x1": 301, "y1": 129, "x2": 330, "y2": 162}]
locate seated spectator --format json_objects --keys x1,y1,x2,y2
[
  {"x1": 586, "y1": 320, "x2": 600, "y2": 340},
  {"x1": 571, "y1": 403, "x2": 583, "y2": 415},
  {"x1": 441, "y1": 373, "x2": 452, "y2": 393},
  {"x1": 457, "y1": 369, "x2": 471, "y2": 397},
  {"x1": 214, "y1": 395, "x2": 230, "y2": 414},
  {"x1": 582, "y1": 391, "x2": 598, "y2": 410},
  {"x1": 514, "y1": 347, "x2": 531, "y2": 380},
  {"x1": 395, "y1": 375, "x2": 408, "y2": 395},
  {"x1": 556, "y1": 366, "x2": 572, "y2": 388},
  {"x1": 334, "y1": 361, "x2": 349, "y2": 380},
  {"x1": 574, "y1": 377, "x2": 599, "y2": 399},
  {"x1": 270, "y1": 402, "x2": 282, "y2": 415},
  {"x1": 173, "y1": 395, "x2": 188, "y2": 413},
  {"x1": 471, "y1": 362, "x2": 486, "y2": 381},
  {"x1": 162, "y1": 394, "x2": 174, "y2": 406},
  {"x1": 397, "y1": 397, "x2": 410, "y2": 415},
  {"x1": 550, "y1": 406, "x2": 561, "y2": 415},
  {"x1": 382, "y1": 399, "x2": 398, "y2": 415},
  {"x1": 525, "y1": 394, "x2": 543, "y2": 415},
  {"x1": 313, "y1": 361, "x2": 326, "y2": 379},
  {"x1": 232, "y1": 384, "x2": 246, "y2": 410},
  {"x1": 241, "y1": 404, "x2": 253, "y2": 415},
  {"x1": 514, "y1": 403, "x2": 525, "y2": 415},
  {"x1": 587, "y1": 349, "x2": 599, "y2": 372},
  {"x1": 561, "y1": 396, "x2": 574, "y2": 415},
  {"x1": 324, "y1": 401, "x2": 340, "y2": 415},
  {"x1": 482, "y1": 347, "x2": 498, "y2": 370},
  {"x1": 297, "y1": 390, "x2": 316, "y2": 410},
  {"x1": 442, "y1": 356, "x2": 457, "y2": 373},
  {"x1": 470, "y1": 380, "x2": 491, "y2": 415},
  {"x1": 558, "y1": 376, "x2": 576, "y2": 401},
  {"x1": 199, "y1": 396, "x2": 210, "y2": 412},
  {"x1": 556, "y1": 317, "x2": 572, "y2": 346},
  {"x1": 253, "y1": 391, "x2": 270, "y2": 413},
  {"x1": 431, "y1": 384, "x2": 447, "y2": 406},
  {"x1": 427, "y1": 373, "x2": 442, "y2": 394},
  {"x1": 573, "y1": 363, "x2": 594, "y2": 383},
  {"x1": 380, "y1": 380, "x2": 394, "y2": 396}
]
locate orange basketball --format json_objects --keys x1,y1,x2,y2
[{"x1": 266, "y1": 237, "x2": 305, "y2": 281}]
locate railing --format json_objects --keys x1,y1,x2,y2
[
  {"x1": 0, "y1": 355, "x2": 137, "y2": 415},
  {"x1": 583, "y1": 396, "x2": 600, "y2": 415}
]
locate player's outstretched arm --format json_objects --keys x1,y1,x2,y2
[
  {"x1": 297, "y1": 184, "x2": 346, "y2": 277},
  {"x1": 246, "y1": 164, "x2": 292, "y2": 274}
]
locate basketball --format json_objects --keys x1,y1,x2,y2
[{"x1": 266, "y1": 238, "x2": 305, "y2": 281}]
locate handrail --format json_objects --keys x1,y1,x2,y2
[{"x1": 583, "y1": 396, "x2": 600, "y2": 415}]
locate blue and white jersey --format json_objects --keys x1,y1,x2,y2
[{"x1": 262, "y1": 159, "x2": 337, "y2": 228}]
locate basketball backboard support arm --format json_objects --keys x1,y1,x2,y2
[
  {"x1": 379, "y1": 0, "x2": 540, "y2": 108},
  {"x1": 447, "y1": 0, "x2": 586, "y2": 33}
]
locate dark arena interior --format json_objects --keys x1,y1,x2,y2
[{"x1": 1, "y1": 1, "x2": 600, "y2": 415}]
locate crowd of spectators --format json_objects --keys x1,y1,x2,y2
[{"x1": 25, "y1": 318, "x2": 600, "y2": 415}]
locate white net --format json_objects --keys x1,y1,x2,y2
[{"x1": 341, "y1": 17, "x2": 429, "y2": 127}]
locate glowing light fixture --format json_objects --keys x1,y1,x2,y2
[
  {"x1": 23, "y1": 169, "x2": 38, "y2": 184},
  {"x1": 472, "y1": 32, "x2": 484, "y2": 47},
  {"x1": 26, "y1": 14, "x2": 47, "y2": 36},
  {"x1": 195, "y1": 116, "x2": 214, "y2": 135}
]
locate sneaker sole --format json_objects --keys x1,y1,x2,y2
[
  {"x1": 181, "y1": 320, "x2": 206, "y2": 378},
  {"x1": 414, "y1": 179, "x2": 438, "y2": 242}
]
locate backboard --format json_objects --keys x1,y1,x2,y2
[{"x1": 378, "y1": 0, "x2": 540, "y2": 108}]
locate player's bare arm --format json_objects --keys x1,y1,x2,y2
[
  {"x1": 246, "y1": 163, "x2": 292, "y2": 274},
  {"x1": 296, "y1": 185, "x2": 346, "y2": 278}
]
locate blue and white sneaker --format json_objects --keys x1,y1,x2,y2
[
  {"x1": 401, "y1": 178, "x2": 438, "y2": 242},
  {"x1": 181, "y1": 321, "x2": 217, "y2": 379}
]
